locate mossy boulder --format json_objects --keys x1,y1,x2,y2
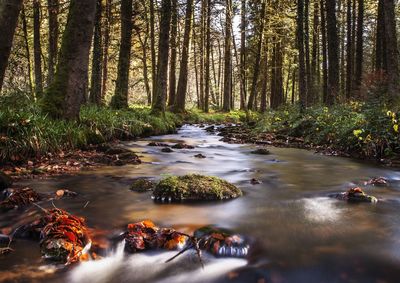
[
  {"x1": 130, "y1": 178, "x2": 155, "y2": 193},
  {"x1": 153, "y1": 174, "x2": 242, "y2": 202}
]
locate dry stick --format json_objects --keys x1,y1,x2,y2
[{"x1": 165, "y1": 235, "x2": 205, "y2": 269}]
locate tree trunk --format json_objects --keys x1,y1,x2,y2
[
  {"x1": 0, "y1": 0, "x2": 24, "y2": 93},
  {"x1": 42, "y1": 0, "x2": 96, "y2": 120},
  {"x1": 152, "y1": 0, "x2": 172, "y2": 113},
  {"x1": 223, "y1": 0, "x2": 233, "y2": 112},
  {"x1": 90, "y1": 0, "x2": 103, "y2": 105},
  {"x1": 271, "y1": 41, "x2": 284, "y2": 109},
  {"x1": 305, "y1": 0, "x2": 312, "y2": 106},
  {"x1": 297, "y1": 0, "x2": 307, "y2": 109},
  {"x1": 111, "y1": 0, "x2": 133, "y2": 109},
  {"x1": 22, "y1": 6, "x2": 34, "y2": 94},
  {"x1": 260, "y1": 40, "x2": 269, "y2": 113},
  {"x1": 204, "y1": 0, "x2": 211, "y2": 112},
  {"x1": 174, "y1": 0, "x2": 193, "y2": 112},
  {"x1": 248, "y1": 1, "x2": 266, "y2": 110},
  {"x1": 320, "y1": 0, "x2": 328, "y2": 103},
  {"x1": 150, "y1": 0, "x2": 156, "y2": 103},
  {"x1": 346, "y1": 0, "x2": 353, "y2": 99},
  {"x1": 354, "y1": 0, "x2": 363, "y2": 90},
  {"x1": 101, "y1": 0, "x2": 111, "y2": 102},
  {"x1": 325, "y1": 0, "x2": 339, "y2": 105},
  {"x1": 240, "y1": 0, "x2": 247, "y2": 110},
  {"x1": 168, "y1": 0, "x2": 178, "y2": 107},
  {"x1": 311, "y1": 0, "x2": 319, "y2": 103},
  {"x1": 383, "y1": 0, "x2": 400, "y2": 104},
  {"x1": 33, "y1": 0, "x2": 43, "y2": 97},
  {"x1": 375, "y1": 0, "x2": 387, "y2": 73},
  {"x1": 47, "y1": 0, "x2": 59, "y2": 86}
]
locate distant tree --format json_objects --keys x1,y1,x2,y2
[
  {"x1": 325, "y1": 0, "x2": 339, "y2": 105},
  {"x1": 47, "y1": 0, "x2": 59, "y2": 86},
  {"x1": 111, "y1": 0, "x2": 133, "y2": 109},
  {"x1": 174, "y1": 0, "x2": 194, "y2": 112},
  {"x1": 90, "y1": 0, "x2": 103, "y2": 105},
  {"x1": 223, "y1": 0, "x2": 233, "y2": 112},
  {"x1": 33, "y1": 0, "x2": 43, "y2": 97},
  {"x1": 152, "y1": 0, "x2": 171, "y2": 113}
]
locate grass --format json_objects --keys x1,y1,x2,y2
[
  {"x1": 253, "y1": 101, "x2": 400, "y2": 160},
  {"x1": 0, "y1": 93, "x2": 182, "y2": 163}
]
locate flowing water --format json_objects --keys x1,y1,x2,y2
[{"x1": 1, "y1": 125, "x2": 400, "y2": 283}]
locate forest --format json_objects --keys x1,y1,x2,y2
[{"x1": 1, "y1": 0, "x2": 400, "y2": 282}]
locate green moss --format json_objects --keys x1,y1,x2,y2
[
  {"x1": 153, "y1": 174, "x2": 243, "y2": 202},
  {"x1": 130, "y1": 178, "x2": 155, "y2": 192}
]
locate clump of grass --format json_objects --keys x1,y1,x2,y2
[
  {"x1": 184, "y1": 109, "x2": 252, "y2": 124},
  {"x1": 0, "y1": 93, "x2": 182, "y2": 163}
]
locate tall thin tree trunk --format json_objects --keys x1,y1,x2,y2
[
  {"x1": 305, "y1": 0, "x2": 312, "y2": 106},
  {"x1": 260, "y1": 40, "x2": 269, "y2": 112},
  {"x1": 90, "y1": 0, "x2": 103, "y2": 105},
  {"x1": 297, "y1": 0, "x2": 307, "y2": 109},
  {"x1": 204, "y1": 0, "x2": 211, "y2": 112},
  {"x1": 248, "y1": 1, "x2": 266, "y2": 110},
  {"x1": 354, "y1": 0, "x2": 364, "y2": 89},
  {"x1": 42, "y1": 0, "x2": 97, "y2": 120},
  {"x1": 311, "y1": 0, "x2": 319, "y2": 103},
  {"x1": 375, "y1": 0, "x2": 386, "y2": 72},
  {"x1": 223, "y1": 0, "x2": 233, "y2": 112},
  {"x1": 152, "y1": 0, "x2": 172, "y2": 113},
  {"x1": 320, "y1": 0, "x2": 328, "y2": 103},
  {"x1": 47, "y1": 0, "x2": 59, "y2": 86},
  {"x1": 150, "y1": 0, "x2": 156, "y2": 104},
  {"x1": 101, "y1": 0, "x2": 111, "y2": 102},
  {"x1": 326, "y1": 0, "x2": 340, "y2": 105},
  {"x1": 168, "y1": 0, "x2": 178, "y2": 106},
  {"x1": 33, "y1": 0, "x2": 43, "y2": 97},
  {"x1": 346, "y1": 0, "x2": 353, "y2": 99},
  {"x1": 174, "y1": 0, "x2": 193, "y2": 112},
  {"x1": 111, "y1": 0, "x2": 133, "y2": 109},
  {"x1": 240, "y1": 0, "x2": 247, "y2": 110},
  {"x1": 383, "y1": 0, "x2": 400, "y2": 104},
  {"x1": 21, "y1": 7, "x2": 34, "y2": 94}
]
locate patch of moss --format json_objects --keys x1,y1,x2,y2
[
  {"x1": 130, "y1": 178, "x2": 155, "y2": 193},
  {"x1": 153, "y1": 174, "x2": 242, "y2": 202}
]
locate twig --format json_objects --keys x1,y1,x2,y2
[{"x1": 83, "y1": 201, "x2": 90, "y2": 208}]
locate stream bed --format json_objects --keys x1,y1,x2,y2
[{"x1": 1, "y1": 125, "x2": 400, "y2": 283}]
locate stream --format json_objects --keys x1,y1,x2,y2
[{"x1": 1, "y1": 125, "x2": 400, "y2": 283}]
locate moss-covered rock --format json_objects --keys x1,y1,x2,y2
[
  {"x1": 130, "y1": 178, "x2": 155, "y2": 192},
  {"x1": 250, "y1": 148, "x2": 270, "y2": 155},
  {"x1": 153, "y1": 174, "x2": 242, "y2": 202}
]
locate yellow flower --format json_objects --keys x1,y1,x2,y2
[
  {"x1": 394, "y1": 124, "x2": 399, "y2": 133},
  {"x1": 353, "y1": 129, "x2": 363, "y2": 137}
]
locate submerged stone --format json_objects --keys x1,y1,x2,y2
[
  {"x1": 153, "y1": 174, "x2": 242, "y2": 202},
  {"x1": 333, "y1": 187, "x2": 378, "y2": 203},
  {"x1": 172, "y1": 143, "x2": 195, "y2": 149},
  {"x1": 130, "y1": 178, "x2": 155, "y2": 192},
  {"x1": 194, "y1": 226, "x2": 250, "y2": 258},
  {"x1": 161, "y1": 147, "x2": 174, "y2": 153},
  {"x1": 250, "y1": 148, "x2": 271, "y2": 155},
  {"x1": 0, "y1": 171, "x2": 12, "y2": 191}
]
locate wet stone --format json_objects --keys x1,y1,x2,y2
[
  {"x1": 0, "y1": 171, "x2": 12, "y2": 191},
  {"x1": 250, "y1": 148, "x2": 271, "y2": 155},
  {"x1": 161, "y1": 147, "x2": 174, "y2": 153}
]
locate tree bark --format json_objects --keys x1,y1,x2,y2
[
  {"x1": 320, "y1": 0, "x2": 328, "y2": 103},
  {"x1": 174, "y1": 0, "x2": 193, "y2": 112},
  {"x1": 346, "y1": 0, "x2": 353, "y2": 99},
  {"x1": 111, "y1": 0, "x2": 133, "y2": 109},
  {"x1": 152, "y1": 0, "x2": 171, "y2": 113},
  {"x1": 150, "y1": 0, "x2": 156, "y2": 103},
  {"x1": 90, "y1": 0, "x2": 103, "y2": 105},
  {"x1": 0, "y1": 0, "x2": 24, "y2": 93},
  {"x1": 204, "y1": 0, "x2": 211, "y2": 112},
  {"x1": 325, "y1": 0, "x2": 339, "y2": 105},
  {"x1": 383, "y1": 0, "x2": 400, "y2": 104},
  {"x1": 354, "y1": 0, "x2": 363, "y2": 89},
  {"x1": 42, "y1": 0, "x2": 96, "y2": 120},
  {"x1": 297, "y1": 0, "x2": 307, "y2": 109},
  {"x1": 248, "y1": 1, "x2": 266, "y2": 110},
  {"x1": 101, "y1": 0, "x2": 111, "y2": 102},
  {"x1": 21, "y1": 6, "x2": 34, "y2": 94},
  {"x1": 168, "y1": 0, "x2": 178, "y2": 107},
  {"x1": 33, "y1": 0, "x2": 43, "y2": 97},
  {"x1": 47, "y1": 0, "x2": 59, "y2": 86},
  {"x1": 240, "y1": 0, "x2": 247, "y2": 110},
  {"x1": 223, "y1": 0, "x2": 233, "y2": 112},
  {"x1": 375, "y1": 0, "x2": 386, "y2": 72},
  {"x1": 305, "y1": 0, "x2": 312, "y2": 106}
]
